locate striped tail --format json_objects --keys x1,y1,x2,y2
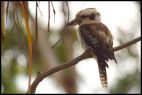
[{"x1": 98, "y1": 61, "x2": 108, "y2": 88}]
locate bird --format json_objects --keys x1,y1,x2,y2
[{"x1": 66, "y1": 8, "x2": 117, "y2": 88}]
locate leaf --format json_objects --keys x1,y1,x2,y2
[{"x1": 19, "y1": 1, "x2": 33, "y2": 92}]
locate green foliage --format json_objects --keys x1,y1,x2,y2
[{"x1": 109, "y1": 70, "x2": 141, "y2": 93}]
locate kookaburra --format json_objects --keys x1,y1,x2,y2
[{"x1": 66, "y1": 8, "x2": 117, "y2": 88}]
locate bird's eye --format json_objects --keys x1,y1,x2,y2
[{"x1": 89, "y1": 13, "x2": 95, "y2": 20}]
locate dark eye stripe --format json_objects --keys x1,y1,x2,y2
[
  {"x1": 89, "y1": 13, "x2": 95, "y2": 20},
  {"x1": 81, "y1": 15, "x2": 88, "y2": 18}
]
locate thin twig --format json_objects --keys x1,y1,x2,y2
[
  {"x1": 37, "y1": 2, "x2": 43, "y2": 16},
  {"x1": 65, "y1": 1, "x2": 69, "y2": 22},
  {"x1": 48, "y1": 1, "x2": 50, "y2": 32},
  {"x1": 35, "y1": 1, "x2": 38, "y2": 43},
  {"x1": 51, "y1": 38, "x2": 63, "y2": 48},
  {"x1": 51, "y1": 1, "x2": 56, "y2": 23},
  {"x1": 27, "y1": 36, "x2": 141, "y2": 94},
  {"x1": 113, "y1": 36, "x2": 141, "y2": 52},
  {"x1": 6, "y1": 1, "x2": 9, "y2": 24}
]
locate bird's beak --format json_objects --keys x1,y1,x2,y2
[{"x1": 66, "y1": 18, "x2": 81, "y2": 26}]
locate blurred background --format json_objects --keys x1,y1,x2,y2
[{"x1": 1, "y1": 1, "x2": 141, "y2": 94}]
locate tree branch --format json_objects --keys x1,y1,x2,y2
[
  {"x1": 113, "y1": 36, "x2": 141, "y2": 52},
  {"x1": 27, "y1": 36, "x2": 141, "y2": 94}
]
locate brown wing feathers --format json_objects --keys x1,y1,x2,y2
[{"x1": 79, "y1": 23, "x2": 117, "y2": 87}]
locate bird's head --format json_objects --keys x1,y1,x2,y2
[{"x1": 66, "y1": 8, "x2": 101, "y2": 26}]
